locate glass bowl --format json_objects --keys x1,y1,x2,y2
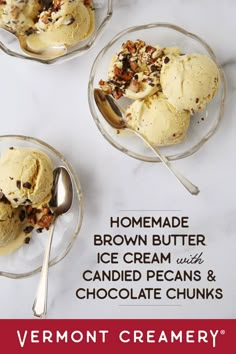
[
  {"x1": 0, "y1": 135, "x2": 83, "y2": 278},
  {"x1": 88, "y1": 23, "x2": 226, "y2": 162},
  {"x1": 0, "y1": 0, "x2": 113, "y2": 64}
]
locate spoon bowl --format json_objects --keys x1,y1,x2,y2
[
  {"x1": 0, "y1": 27, "x2": 67, "y2": 60},
  {"x1": 94, "y1": 88, "x2": 200, "y2": 195},
  {"x1": 32, "y1": 166, "x2": 73, "y2": 318}
]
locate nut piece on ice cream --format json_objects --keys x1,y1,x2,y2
[
  {"x1": 100, "y1": 40, "x2": 162, "y2": 100},
  {"x1": 160, "y1": 53, "x2": 220, "y2": 113},
  {"x1": 27, "y1": 0, "x2": 95, "y2": 49},
  {"x1": 0, "y1": 198, "x2": 23, "y2": 248},
  {"x1": 125, "y1": 94, "x2": 190, "y2": 146},
  {"x1": 0, "y1": 147, "x2": 53, "y2": 208},
  {"x1": 99, "y1": 40, "x2": 181, "y2": 100},
  {"x1": 0, "y1": 0, "x2": 41, "y2": 35}
]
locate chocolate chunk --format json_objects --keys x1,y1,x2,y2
[
  {"x1": 36, "y1": 228, "x2": 43, "y2": 233},
  {"x1": 19, "y1": 209, "x2": 26, "y2": 222},
  {"x1": 23, "y1": 182, "x2": 32, "y2": 189},
  {"x1": 16, "y1": 180, "x2": 21, "y2": 189},
  {"x1": 0, "y1": 194, "x2": 10, "y2": 204},
  {"x1": 23, "y1": 226, "x2": 34, "y2": 234},
  {"x1": 196, "y1": 98, "x2": 199, "y2": 103},
  {"x1": 13, "y1": 198, "x2": 18, "y2": 203},
  {"x1": 24, "y1": 237, "x2": 31, "y2": 244},
  {"x1": 64, "y1": 16, "x2": 75, "y2": 26},
  {"x1": 25, "y1": 27, "x2": 37, "y2": 36},
  {"x1": 164, "y1": 57, "x2": 170, "y2": 64},
  {"x1": 9, "y1": 147, "x2": 14, "y2": 150},
  {"x1": 9, "y1": 177, "x2": 14, "y2": 180},
  {"x1": 151, "y1": 65, "x2": 158, "y2": 72}
]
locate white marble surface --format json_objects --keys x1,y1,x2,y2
[{"x1": 0, "y1": 0, "x2": 236, "y2": 319}]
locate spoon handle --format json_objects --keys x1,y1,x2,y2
[
  {"x1": 131, "y1": 130, "x2": 200, "y2": 195},
  {"x1": 32, "y1": 221, "x2": 56, "y2": 318}
]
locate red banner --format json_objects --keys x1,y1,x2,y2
[{"x1": 0, "y1": 319, "x2": 235, "y2": 354}]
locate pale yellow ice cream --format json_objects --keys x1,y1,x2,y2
[
  {"x1": 160, "y1": 53, "x2": 220, "y2": 113},
  {"x1": 0, "y1": 0, "x2": 41, "y2": 35},
  {"x1": 125, "y1": 94, "x2": 190, "y2": 146},
  {"x1": 0, "y1": 200, "x2": 23, "y2": 247},
  {"x1": 0, "y1": 147, "x2": 53, "y2": 208},
  {"x1": 26, "y1": 0, "x2": 94, "y2": 49}
]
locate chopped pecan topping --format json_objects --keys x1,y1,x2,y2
[
  {"x1": 40, "y1": 12, "x2": 51, "y2": 24},
  {"x1": 83, "y1": 0, "x2": 93, "y2": 6},
  {"x1": 52, "y1": 0, "x2": 62, "y2": 11},
  {"x1": 122, "y1": 40, "x2": 136, "y2": 54},
  {"x1": 114, "y1": 66, "x2": 134, "y2": 81},
  {"x1": 130, "y1": 60, "x2": 138, "y2": 71},
  {"x1": 128, "y1": 80, "x2": 140, "y2": 93},
  {"x1": 37, "y1": 214, "x2": 54, "y2": 229}
]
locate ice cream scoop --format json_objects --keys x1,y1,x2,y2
[
  {"x1": 94, "y1": 88, "x2": 199, "y2": 195},
  {"x1": 27, "y1": 0, "x2": 94, "y2": 50},
  {"x1": 0, "y1": 147, "x2": 53, "y2": 208},
  {"x1": 126, "y1": 93, "x2": 190, "y2": 146},
  {"x1": 32, "y1": 166, "x2": 73, "y2": 318},
  {"x1": 160, "y1": 53, "x2": 220, "y2": 113},
  {"x1": 0, "y1": 199, "x2": 22, "y2": 248}
]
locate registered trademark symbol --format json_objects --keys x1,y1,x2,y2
[{"x1": 220, "y1": 330, "x2": 225, "y2": 335}]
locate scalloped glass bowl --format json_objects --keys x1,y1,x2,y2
[
  {"x1": 88, "y1": 23, "x2": 226, "y2": 162},
  {"x1": 0, "y1": 0, "x2": 113, "y2": 64},
  {"x1": 0, "y1": 135, "x2": 83, "y2": 279}
]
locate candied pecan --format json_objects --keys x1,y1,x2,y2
[
  {"x1": 112, "y1": 88, "x2": 123, "y2": 99},
  {"x1": 99, "y1": 80, "x2": 112, "y2": 94},
  {"x1": 37, "y1": 214, "x2": 54, "y2": 229},
  {"x1": 135, "y1": 40, "x2": 146, "y2": 50},
  {"x1": 10, "y1": 6, "x2": 20, "y2": 19},
  {"x1": 52, "y1": 0, "x2": 61, "y2": 10},
  {"x1": 128, "y1": 80, "x2": 140, "y2": 93},
  {"x1": 130, "y1": 60, "x2": 138, "y2": 71},
  {"x1": 83, "y1": 0, "x2": 92, "y2": 6},
  {"x1": 146, "y1": 45, "x2": 156, "y2": 55},
  {"x1": 40, "y1": 12, "x2": 51, "y2": 24},
  {"x1": 114, "y1": 66, "x2": 133, "y2": 81},
  {"x1": 122, "y1": 40, "x2": 136, "y2": 54}
]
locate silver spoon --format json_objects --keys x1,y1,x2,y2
[
  {"x1": 0, "y1": 27, "x2": 66, "y2": 60},
  {"x1": 94, "y1": 88, "x2": 199, "y2": 195},
  {"x1": 32, "y1": 166, "x2": 73, "y2": 318}
]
